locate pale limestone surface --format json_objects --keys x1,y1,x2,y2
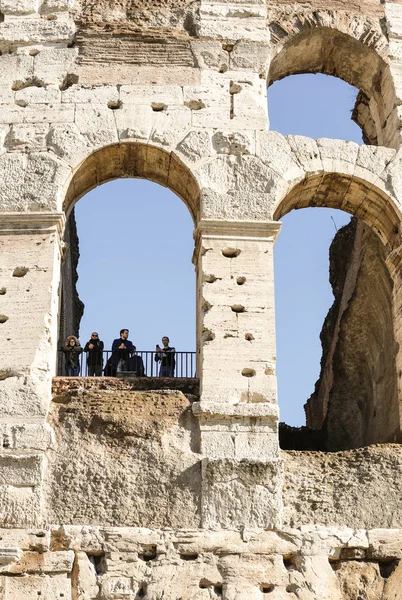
[{"x1": 0, "y1": 0, "x2": 402, "y2": 598}]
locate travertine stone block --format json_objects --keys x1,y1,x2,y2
[
  {"x1": 33, "y1": 48, "x2": 78, "y2": 86},
  {"x1": 176, "y1": 130, "x2": 214, "y2": 163},
  {"x1": 3, "y1": 574, "x2": 71, "y2": 600},
  {"x1": 4, "y1": 550, "x2": 74, "y2": 574},
  {"x1": 0, "y1": 528, "x2": 49, "y2": 551},
  {"x1": 2, "y1": 0, "x2": 37, "y2": 15},
  {"x1": 120, "y1": 85, "x2": 183, "y2": 107},
  {"x1": 114, "y1": 105, "x2": 153, "y2": 142},
  {"x1": 74, "y1": 105, "x2": 118, "y2": 148},
  {"x1": 47, "y1": 123, "x2": 89, "y2": 165},
  {"x1": 316, "y1": 138, "x2": 360, "y2": 175},
  {"x1": 367, "y1": 529, "x2": 402, "y2": 559},
  {"x1": 61, "y1": 84, "x2": 119, "y2": 105},
  {"x1": 0, "y1": 454, "x2": 44, "y2": 486},
  {"x1": 0, "y1": 423, "x2": 53, "y2": 451},
  {"x1": 15, "y1": 85, "x2": 61, "y2": 105},
  {"x1": 5, "y1": 124, "x2": 49, "y2": 152},
  {"x1": 150, "y1": 106, "x2": 192, "y2": 148},
  {"x1": 201, "y1": 458, "x2": 283, "y2": 529},
  {"x1": 0, "y1": 19, "x2": 75, "y2": 47},
  {"x1": 40, "y1": 0, "x2": 75, "y2": 11}
]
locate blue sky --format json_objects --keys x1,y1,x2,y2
[{"x1": 74, "y1": 73, "x2": 363, "y2": 426}]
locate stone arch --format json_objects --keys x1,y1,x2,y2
[
  {"x1": 274, "y1": 173, "x2": 402, "y2": 449},
  {"x1": 63, "y1": 142, "x2": 201, "y2": 223},
  {"x1": 59, "y1": 141, "x2": 201, "y2": 355},
  {"x1": 267, "y1": 10, "x2": 395, "y2": 147},
  {"x1": 274, "y1": 173, "x2": 402, "y2": 252}
]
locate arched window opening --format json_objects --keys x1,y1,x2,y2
[
  {"x1": 270, "y1": 75, "x2": 399, "y2": 451},
  {"x1": 269, "y1": 73, "x2": 362, "y2": 142},
  {"x1": 268, "y1": 22, "x2": 394, "y2": 147},
  {"x1": 58, "y1": 145, "x2": 198, "y2": 380}
]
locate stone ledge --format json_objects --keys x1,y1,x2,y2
[
  {"x1": 192, "y1": 401, "x2": 278, "y2": 419},
  {"x1": 52, "y1": 376, "x2": 200, "y2": 398}
]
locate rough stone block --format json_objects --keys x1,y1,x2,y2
[
  {"x1": 201, "y1": 457, "x2": 283, "y2": 529},
  {"x1": 6, "y1": 550, "x2": 74, "y2": 574},
  {"x1": 0, "y1": 454, "x2": 44, "y2": 486},
  {"x1": 0, "y1": 529, "x2": 49, "y2": 552},
  {"x1": 3, "y1": 574, "x2": 71, "y2": 600},
  {"x1": 367, "y1": 529, "x2": 402, "y2": 559},
  {"x1": 2, "y1": 0, "x2": 37, "y2": 14}
]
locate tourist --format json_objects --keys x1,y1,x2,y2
[
  {"x1": 129, "y1": 346, "x2": 145, "y2": 376},
  {"x1": 111, "y1": 329, "x2": 135, "y2": 373},
  {"x1": 63, "y1": 335, "x2": 83, "y2": 376},
  {"x1": 84, "y1": 332, "x2": 104, "y2": 376},
  {"x1": 155, "y1": 336, "x2": 176, "y2": 377}
]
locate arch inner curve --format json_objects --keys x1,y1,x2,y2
[{"x1": 63, "y1": 142, "x2": 200, "y2": 223}]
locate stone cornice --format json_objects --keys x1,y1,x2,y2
[
  {"x1": 0, "y1": 212, "x2": 66, "y2": 238},
  {"x1": 194, "y1": 218, "x2": 282, "y2": 243}
]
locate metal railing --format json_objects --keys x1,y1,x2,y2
[{"x1": 57, "y1": 350, "x2": 196, "y2": 379}]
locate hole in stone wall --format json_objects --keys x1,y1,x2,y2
[
  {"x1": 12, "y1": 77, "x2": 44, "y2": 91},
  {"x1": 12, "y1": 267, "x2": 29, "y2": 277},
  {"x1": 229, "y1": 82, "x2": 241, "y2": 95},
  {"x1": 0, "y1": 13, "x2": 4, "y2": 23},
  {"x1": 204, "y1": 274, "x2": 219, "y2": 283},
  {"x1": 180, "y1": 552, "x2": 198, "y2": 560},
  {"x1": 379, "y1": 560, "x2": 399, "y2": 579},
  {"x1": 59, "y1": 73, "x2": 79, "y2": 91},
  {"x1": 222, "y1": 43, "x2": 234, "y2": 53},
  {"x1": 136, "y1": 583, "x2": 147, "y2": 598},
  {"x1": 91, "y1": 553, "x2": 106, "y2": 575},
  {"x1": 138, "y1": 545, "x2": 157, "y2": 561},
  {"x1": 231, "y1": 305, "x2": 245, "y2": 313},
  {"x1": 245, "y1": 333, "x2": 254, "y2": 341},
  {"x1": 0, "y1": 287, "x2": 6, "y2": 295},
  {"x1": 185, "y1": 100, "x2": 205, "y2": 110},
  {"x1": 0, "y1": 315, "x2": 9, "y2": 324},
  {"x1": 151, "y1": 103, "x2": 166, "y2": 112},
  {"x1": 203, "y1": 328, "x2": 215, "y2": 342},
  {"x1": 261, "y1": 584, "x2": 274, "y2": 593},
  {"x1": 222, "y1": 248, "x2": 241, "y2": 258},
  {"x1": 283, "y1": 557, "x2": 294, "y2": 570},
  {"x1": 236, "y1": 276, "x2": 246, "y2": 285},
  {"x1": 242, "y1": 368, "x2": 256, "y2": 377},
  {"x1": 107, "y1": 99, "x2": 122, "y2": 110},
  {"x1": 213, "y1": 585, "x2": 223, "y2": 596}
]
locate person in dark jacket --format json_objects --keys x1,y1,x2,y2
[
  {"x1": 111, "y1": 329, "x2": 134, "y2": 373},
  {"x1": 155, "y1": 336, "x2": 175, "y2": 377},
  {"x1": 84, "y1": 332, "x2": 104, "y2": 376},
  {"x1": 63, "y1": 335, "x2": 83, "y2": 376},
  {"x1": 129, "y1": 346, "x2": 145, "y2": 376}
]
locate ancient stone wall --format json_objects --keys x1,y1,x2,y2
[{"x1": 1, "y1": 0, "x2": 402, "y2": 597}]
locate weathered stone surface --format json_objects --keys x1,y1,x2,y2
[
  {"x1": 0, "y1": 1, "x2": 402, "y2": 598},
  {"x1": 283, "y1": 445, "x2": 402, "y2": 529},
  {"x1": 45, "y1": 386, "x2": 202, "y2": 528}
]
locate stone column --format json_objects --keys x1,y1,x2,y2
[
  {"x1": 192, "y1": 219, "x2": 283, "y2": 529},
  {"x1": 0, "y1": 212, "x2": 64, "y2": 526}
]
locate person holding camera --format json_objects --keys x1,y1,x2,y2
[{"x1": 155, "y1": 336, "x2": 175, "y2": 377}]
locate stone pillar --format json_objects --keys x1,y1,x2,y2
[
  {"x1": 0, "y1": 212, "x2": 64, "y2": 526},
  {"x1": 192, "y1": 219, "x2": 283, "y2": 529},
  {"x1": 386, "y1": 244, "x2": 402, "y2": 441}
]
